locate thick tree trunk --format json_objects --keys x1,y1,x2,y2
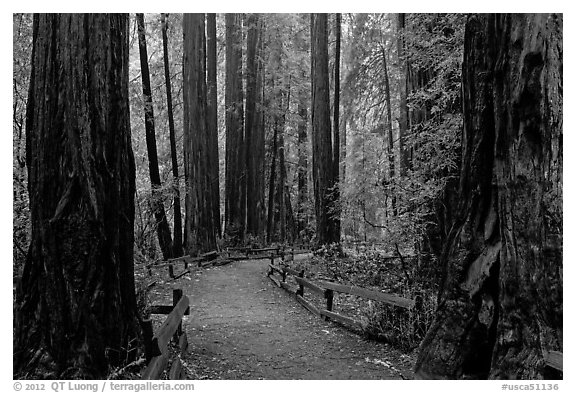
[
  {"x1": 397, "y1": 13, "x2": 409, "y2": 176},
  {"x1": 224, "y1": 14, "x2": 246, "y2": 241},
  {"x1": 311, "y1": 13, "x2": 338, "y2": 245},
  {"x1": 332, "y1": 13, "x2": 342, "y2": 242},
  {"x1": 206, "y1": 13, "x2": 221, "y2": 238},
  {"x1": 15, "y1": 14, "x2": 140, "y2": 379},
  {"x1": 245, "y1": 13, "x2": 265, "y2": 238},
  {"x1": 136, "y1": 13, "x2": 173, "y2": 260},
  {"x1": 183, "y1": 14, "x2": 218, "y2": 254},
  {"x1": 415, "y1": 13, "x2": 562, "y2": 379},
  {"x1": 161, "y1": 13, "x2": 183, "y2": 257}
]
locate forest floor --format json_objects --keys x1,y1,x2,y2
[{"x1": 146, "y1": 255, "x2": 415, "y2": 380}]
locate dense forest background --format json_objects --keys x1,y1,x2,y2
[
  {"x1": 14, "y1": 12, "x2": 465, "y2": 267},
  {"x1": 12, "y1": 12, "x2": 562, "y2": 380}
]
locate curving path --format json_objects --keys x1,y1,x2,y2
[{"x1": 175, "y1": 257, "x2": 414, "y2": 380}]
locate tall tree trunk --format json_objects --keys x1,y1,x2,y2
[
  {"x1": 161, "y1": 13, "x2": 183, "y2": 257},
  {"x1": 136, "y1": 13, "x2": 173, "y2": 260},
  {"x1": 183, "y1": 13, "x2": 218, "y2": 254},
  {"x1": 266, "y1": 114, "x2": 278, "y2": 243},
  {"x1": 297, "y1": 94, "x2": 309, "y2": 237},
  {"x1": 278, "y1": 108, "x2": 287, "y2": 243},
  {"x1": 332, "y1": 13, "x2": 342, "y2": 242},
  {"x1": 340, "y1": 110, "x2": 347, "y2": 185},
  {"x1": 245, "y1": 13, "x2": 265, "y2": 238},
  {"x1": 397, "y1": 13, "x2": 409, "y2": 176},
  {"x1": 277, "y1": 75, "x2": 291, "y2": 243},
  {"x1": 415, "y1": 13, "x2": 562, "y2": 379},
  {"x1": 382, "y1": 44, "x2": 397, "y2": 215},
  {"x1": 311, "y1": 13, "x2": 338, "y2": 245},
  {"x1": 206, "y1": 13, "x2": 221, "y2": 238},
  {"x1": 15, "y1": 14, "x2": 140, "y2": 379},
  {"x1": 224, "y1": 13, "x2": 246, "y2": 242}
]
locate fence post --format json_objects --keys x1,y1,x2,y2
[
  {"x1": 325, "y1": 289, "x2": 334, "y2": 321},
  {"x1": 325, "y1": 289, "x2": 333, "y2": 311},
  {"x1": 168, "y1": 263, "x2": 174, "y2": 279},
  {"x1": 142, "y1": 319, "x2": 157, "y2": 360},
  {"x1": 297, "y1": 270, "x2": 305, "y2": 297},
  {"x1": 173, "y1": 289, "x2": 183, "y2": 339},
  {"x1": 184, "y1": 257, "x2": 188, "y2": 270}
]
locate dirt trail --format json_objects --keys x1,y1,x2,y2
[{"x1": 172, "y1": 257, "x2": 414, "y2": 379}]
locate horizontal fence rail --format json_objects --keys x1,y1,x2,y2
[
  {"x1": 544, "y1": 350, "x2": 563, "y2": 372},
  {"x1": 267, "y1": 256, "x2": 420, "y2": 332}
]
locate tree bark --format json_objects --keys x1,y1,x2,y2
[
  {"x1": 415, "y1": 13, "x2": 562, "y2": 379},
  {"x1": 183, "y1": 13, "x2": 218, "y2": 254},
  {"x1": 136, "y1": 13, "x2": 173, "y2": 260},
  {"x1": 397, "y1": 13, "x2": 409, "y2": 176},
  {"x1": 382, "y1": 44, "x2": 397, "y2": 215},
  {"x1": 161, "y1": 13, "x2": 183, "y2": 257},
  {"x1": 297, "y1": 94, "x2": 309, "y2": 237},
  {"x1": 224, "y1": 13, "x2": 246, "y2": 241},
  {"x1": 278, "y1": 92, "x2": 288, "y2": 243},
  {"x1": 311, "y1": 13, "x2": 338, "y2": 245},
  {"x1": 245, "y1": 13, "x2": 265, "y2": 238},
  {"x1": 266, "y1": 113, "x2": 278, "y2": 244},
  {"x1": 332, "y1": 13, "x2": 342, "y2": 242},
  {"x1": 15, "y1": 14, "x2": 140, "y2": 379},
  {"x1": 206, "y1": 13, "x2": 221, "y2": 238}
]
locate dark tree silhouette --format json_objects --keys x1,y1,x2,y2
[
  {"x1": 224, "y1": 13, "x2": 246, "y2": 241},
  {"x1": 397, "y1": 13, "x2": 409, "y2": 176},
  {"x1": 161, "y1": 13, "x2": 183, "y2": 257},
  {"x1": 14, "y1": 14, "x2": 140, "y2": 379},
  {"x1": 332, "y1": 13, "x2": 342, "y2": 239},
  {"x1": 311, "y1": 13, "x2": 339, "y2": 245},
  {"x1": 137, "y1": 13, "x2": 173, "y2": 260},
  {"x1": 245, "y1": 13, "x2": 265, "y2": 238},
  {"x1": 416, "y1": 13, "x2": 562, "y2": 379},
  {"x1": 206, "y1": 13, "x2": 221, "y2": 238},
  {"x1": 183, "y1": 13, "x2": 218, "y2": 254}
]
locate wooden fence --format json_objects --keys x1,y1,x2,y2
[
  {"x1": 267, "y1": 258, "x2": 421, "y2": 332},
  {"x1": 141, "y1": 289, "x2": 190, "y2": 380},
  {"x1": 146, "y1": 245, "x2": 312, "y2": 280},
  {"x1": 544, "y1": 350, "x2": 563, "y2": 374}
]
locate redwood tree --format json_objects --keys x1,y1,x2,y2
[
  {"x1": 183, "y1": 13, "x2": 218, "y2": 254},
  {"x1": 224, "y1": 13, "x2": 246, "y2": 241},
  {"x1": 161, "y1": 13, "x2": 183, "y2": 257},
  {"x1": 245, "y1": 13, "x2": 265, "y2": 238},
  {"x1": 382, "y1": 43, "x2": 396, "y2": 215},
  {"x1": 397, "y1": 13, "x2": 409, "y2": 176},
  {"x1": 332, "y1": 13, "x2": 342, "y2": 240},
  {"x1": 296, "y1": 92, "x2": 309, "y2": 237},
  {"x1": 137, "y1": 13, "x2": 173, "y2": 260},
  {"x1": 14, "y1": 14, "x2": 140, "y2": 378},
  {"x1": 415, "y1": 13, "x2": 562, "y2": 379},
  {"x1": 206, "y1": 13, "x2": 221, "y2": 237},
  {"x1": 311, "y1": 13, "x2": 339, "y2": 244}
]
